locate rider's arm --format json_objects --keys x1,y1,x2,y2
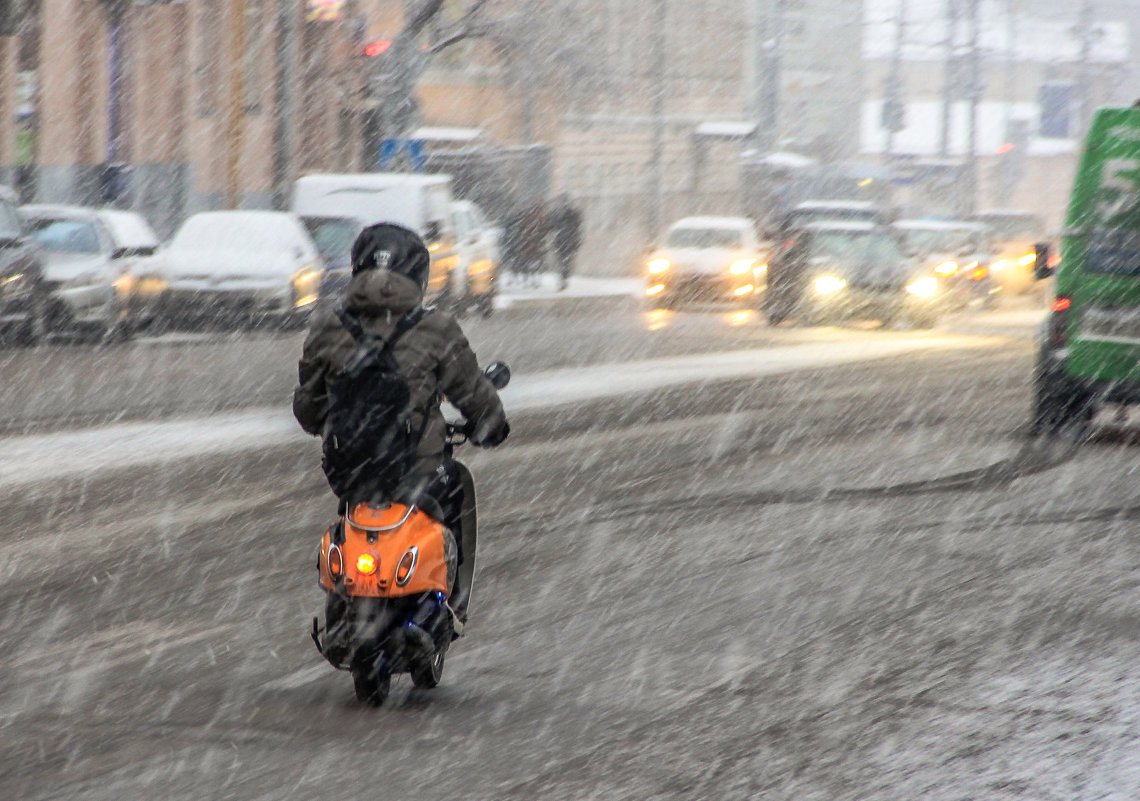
[
  {"x1": 292, "y1": 318, "x2": 333, "y2": 436},
  {"x1": 436, "y1": 317, "x2": 509, "y2": 446}
]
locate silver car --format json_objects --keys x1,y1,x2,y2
[{"x1": 21, "y1": 204, "x2": 156, "y2": 341}]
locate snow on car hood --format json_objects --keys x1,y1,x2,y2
[{"x1": 163, "y1": 248, "x2": 303, "y2": 283}]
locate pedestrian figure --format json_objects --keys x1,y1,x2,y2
[
  {"x1": 501, "y1": 204, "x2": 526, "y2": 285},
  {"x1": 547, "y1": 193, "x2": 583, "y2": 291},
  {"x1": 516, "y1": 199, "x2": 548, "y2": 288}
]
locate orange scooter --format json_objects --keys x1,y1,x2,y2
[{"x1": 311, "y1": 363, "x2": 509, "y2": 705}]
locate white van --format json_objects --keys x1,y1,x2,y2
[{"x1": 291, "y1": 173, "x2": 460, "y2": 302}]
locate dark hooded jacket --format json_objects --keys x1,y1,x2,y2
[{"x1": 292, "y1": 267, "x2": 508, "y2": 477}]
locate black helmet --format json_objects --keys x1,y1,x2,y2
[{"x1": 350, "y1": 222, "x2": 431, "y2": 293}]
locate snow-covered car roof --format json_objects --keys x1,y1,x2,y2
[
  {"x1": 892, "y1": 219, "x2": 988, "y2": 232},
  {"x1": 20, "y1": 204, "x2": 99, "y2": 221},
  {"x1": 666, "y1": 216, "x2": 755, "y2": 231},
  {"x1": 792, "y1": 200, "x2": 878, "y2": 211},
  {"x1": 800, "y1": 221, "x2": 880, "y2": 233}
]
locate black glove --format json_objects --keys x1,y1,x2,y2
[{"x1": 470, "y1": 419, "x2": 510, "y2": 448}]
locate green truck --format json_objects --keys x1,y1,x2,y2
[{"x1": 1034, "y1": 103, "x2": 1140, "y2": 434}]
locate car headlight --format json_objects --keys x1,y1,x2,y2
[
  {"x1": 1018, "y1": 253, "x2": 1037, "y2": 266},
  {"x1": 906, "y1": 276, "x2": 939, "y2": 298},
  {"x1": 729, "y1": 258, "x2": 756, "y2": 275},
  {"x1": 813, "y1": 275, "x2": 847, "y2": 295},
  {"x1": 933, "y1": 260, "x2": 958, "y2": 276},
  {"x1": 647, "y1": 258, "x2": 670, "y2": 275},
  {"x1": 989, "y1": 259, "x2": 1009, "y2": 272},
  {"x1": 292, "y1": 266, "x2": 321, "y2": 308}
]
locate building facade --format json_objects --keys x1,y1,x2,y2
[
  {"x1": 861, "y1": 0, "x2": 1133, "y2": 227},
  {"x1": 1, "y1": 0, "x2": 865, "y2": 267}
]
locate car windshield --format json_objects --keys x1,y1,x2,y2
[
  {"x1": 28, "y1": 219, "x2": 103, "y2": 255},
  {"x1": 0, "y1": 200, "x2": 21, "y2": 239},
  {"x1": 810, "y1": 231, "x2": 907, "y2": 282},
  {"x1": 666, "y1": 228, "x2": 742, "y2": 248},
  {"x1": 302, "y1": 217, "x2": 359, "y2": 264},
  {"x1": 897, "y1": 227, "x2": 982, "y2": 255}
]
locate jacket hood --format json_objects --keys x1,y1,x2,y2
[{"x1": 344, "y1": 268, "x2": 422, "y2": 316}]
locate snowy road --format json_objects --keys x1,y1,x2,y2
[
  {"x1": 0, "y1": 330, "x2": 1003, "y2": 487},
  {"x1": 4, "y1": 300, "x2": 1138, "y2": 799}
]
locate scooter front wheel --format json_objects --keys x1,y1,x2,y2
[
  {"x1": 411, "y1": 614, "x2": 452, "y2": 689},
  {"x1": 352, "y1": 668, "x2": 391, "y2": 706},
  {"x1": 410, "y1": 648, "x2": 445, "y2": 689}
]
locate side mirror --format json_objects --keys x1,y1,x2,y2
[
  {"x1": 1033, "y1": 241, "x2": 1054, "y2": 280},
  {"x1": 484, "y1": 361, "x2": 511, "y2": 389}
]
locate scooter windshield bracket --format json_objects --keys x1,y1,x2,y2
[{"x1": 347, "y1": 504, "x2": 417, "y2": 533}]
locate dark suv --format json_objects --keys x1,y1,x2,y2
[{"x1": 0, "y1": 187, "x2": 46, "y2": 345}]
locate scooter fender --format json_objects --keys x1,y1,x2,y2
[{"x1": 318, "y1": 503, "x2": 454, "y2": 598}]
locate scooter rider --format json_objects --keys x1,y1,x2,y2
[{"x1": 292, "y1": 223, "x2": 509, "y2": 608}]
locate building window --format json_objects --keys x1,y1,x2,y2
[{"x1": 1039, "y1": 83, "x2": 1075, "y2": 139}]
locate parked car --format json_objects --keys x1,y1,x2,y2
[
  {"x1": 450, "y1": 199, "x2": 499, "y2": 317},
  {"x1": 20, "y1": 204, "x2": 160, "y2": 341},
  {"x1": 766, "y1": 221, "x2": 951, "y2": 328},
  {"x1": 160, "y1": 210, "x2": 322, "y2": 329},
  {"x1": 643, "y1": 216, "x2": 766, "y2": 307},
  {"x1": 299, "y1": 213, "x2": 362, "y2": 312},
  {"x1": 891, "y1": 219, "x2": 1001, "y2": 310},
  {"x1": 291, "y1": 173, "x2": 460, "y2": 303},
  {"x1": 967, "y1": 208, "x2": 1047, "y2": 295},
  {"x1": 0, "y1": 187, "x2": 48, "y2": 345}
]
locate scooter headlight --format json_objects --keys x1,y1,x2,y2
[
  {"x1": 395, "y1": 547, "x2": 419, "y2": 586},
  {"x1": 647, "y1": 258, "x2": 670, "y2": 275},
  {"x1": 356, "y1": 552, "x2": 379, "y2": 575}
]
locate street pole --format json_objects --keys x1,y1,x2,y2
[
  {"x1": 647, "y1": 0, "x2": 666, "y2": 238},
  {"x1": 963, "y1": 0, "x2": 980, "y2": 215},
  {"x1": 939, "y1": 0, "x2": 959, "y2": 159},
  {"x1": 225, "y1": 0, "x2": 247, "y2": 209},
  {"x1": 885, "y1": 0, "x2": 906, "y2": 160},
  {"x1": 272, "y1": 0, "x2": 299, "y2": 209},
  {"x1": 1074, "y1": 0, "x2": 1098, "y2": 137},
  {"x1": 761, "y1": 0, "x2": 782, "y2": 152}
]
